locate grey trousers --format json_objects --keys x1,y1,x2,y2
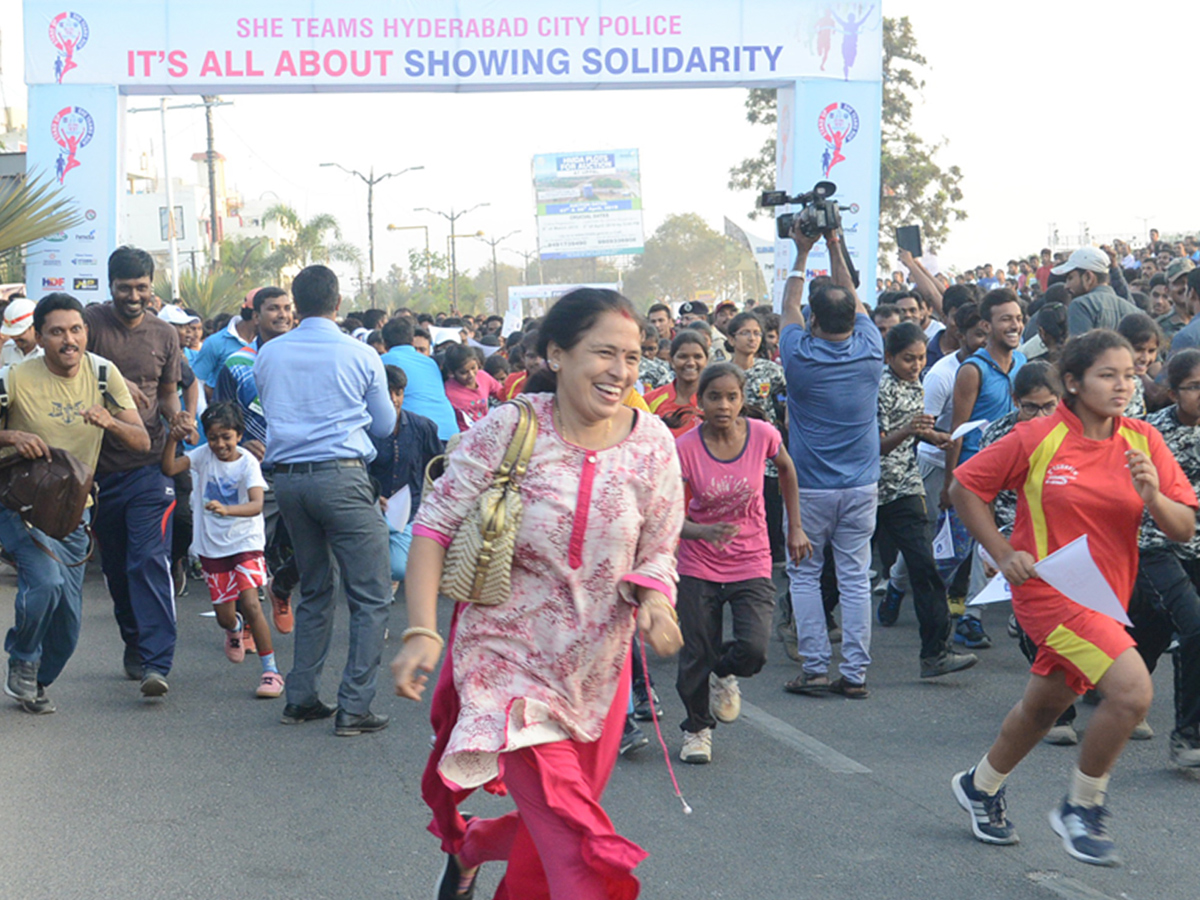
[{"x1": 274, "y1": 463, "x2": 391, "y2": 715}]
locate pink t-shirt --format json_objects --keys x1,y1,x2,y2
[
  {"x1": 444, "y1": 369, "x2": 503, "y2": 431},
  {"x1": 675, "y1": 417, "x2": 781, "y2": 582}
]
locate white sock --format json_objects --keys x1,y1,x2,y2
[
  {"x1": 1068, "y1": 768, "x2": 1110, "y2": 809},
  {"x1": 227, "y1": 612, "x2": 244, "y2": 634},
  {"x1": 972, "y1": 753, "x2": 1010, "y2": 796}
]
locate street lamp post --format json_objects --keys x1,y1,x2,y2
[
  {"x1": 477, "y1": 230, "x2": 520, "y2": 314},
  {"x1": 506, "y1": 246, "x2": 539, "y2": 285},
  {"x1": 415, "y1": 204, "x2": 490, "y2": 314},
  {"x1": 386, "y1": 224, "x2": 431, "y2": 297},
  {"x1": 321, "y1": 162, "x2": 424, "y2": 304}
]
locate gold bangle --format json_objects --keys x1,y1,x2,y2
[
  {"x1": 401, "y1": 627, "x2": 445, "y2": 649},
  {"x1": 640, "y1": 596, "x2": 678, "y2": 624}
]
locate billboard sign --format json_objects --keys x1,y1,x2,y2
[{"x1": 533, "y1": 149, "x2": 644, "y2": 260}]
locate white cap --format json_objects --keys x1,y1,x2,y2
[
  {"x1": 1051, "y1": 247, "x2": 1109, "y2": 276},
  {"x1": 1, "y1": 298, "x2": 36, "y2": 337},
  {"x1": 158, "y1": 304, "x2": 201, "y2": 326},
  {"x1": 352, "y1": 327, "x2": 372, "y2": 341}
]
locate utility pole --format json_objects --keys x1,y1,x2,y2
[
  {"x1": 506, "y1": 246, "x2": 537, "y2": 284},
  {"x1": 159, "y1": 99, "x2": 180, "y2": 299},
  {"x1": 202, "y1": 96, "x2": 221, "y2": 270},
  {"x1": 415, "y1": 204, "x2": 490, "y2": 314},
  {"x1": 477, "y1": 230, "x2": 519, "y2": 316},
  {"x1": 321, "y1": 162, "x2": 424, "y2": 304}
]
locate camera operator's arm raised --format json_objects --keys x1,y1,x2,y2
[{"x1": 781, "y1": 217, "x2": 818, "y2": 331}]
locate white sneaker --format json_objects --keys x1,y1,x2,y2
[
  {"x1": 680, "y1": 728, "x2": 712, "y2": 764},
  {"x1": 1130, "y1": 718, "x2": 1154, "y2": 741},
  {"x1": 710, "y1": 673, "x2": 742, "y2": 723}
]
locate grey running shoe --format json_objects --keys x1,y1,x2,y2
[
  {"x1": 20, "y1": 685, "x2": 56, "y2": 715},
  {"x1": 1042, "y1": 723, "x2": 1079, "y2": 746},
  {"x1": 140, "y1": 671, "x2": 169, "y2": 698},
  {"x1": 1169, "y1": 728, "x2": 1200, "y2": 767},
  {"x1": 920, "y1": 650, "x2": 978, "y2": 679},
  {"x1": 5, "y1": 657, "x2": 38, "y2": 703}
]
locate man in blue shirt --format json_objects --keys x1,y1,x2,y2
[
  {"x1": 255, "y1": 265, "x2": 396, "y2": 736},
  {"x1": 379, "y1": 317, "x2": 458, "y2": 440},
  {"x1": 779, "y1": 222, "x2": 883, "y2": 698},
  {"x1": 191, "y1": 297, "x2": 257, "y2": 394}
]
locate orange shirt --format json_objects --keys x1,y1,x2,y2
[{"x1": 500, "y1": 370, "x2": 528, "y2": 400}]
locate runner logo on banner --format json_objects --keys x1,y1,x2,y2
[
  {"x1": 51, "y1": 105, "x2": 94, "y2": 183},
  {"x1": 817, "y1": 102, "x2": 859, "y2": 179},
  {"x1": 49, "y1": 11, "x2": 90, "y2": 83}
]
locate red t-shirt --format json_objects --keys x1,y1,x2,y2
[
  {"x1": 955, "y1": 404, "x2": 1197, "y2": 612},
  {"x1": 500, "y1": 370, "x2": 528, "y2": 400},
  {"x1": 676, "y1": 418, "x2": 782, "y2": 582},
  {"x1": 645, "y1": 382, "x2": 701, "y2": 437}
]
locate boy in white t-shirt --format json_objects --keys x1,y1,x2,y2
[{"x1": 162, "y1": 402, "x2": 281, "y2": 698}]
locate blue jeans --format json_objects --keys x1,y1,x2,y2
[
  {"x1": 95, "y1": 464, "x2": 177, "y2": 676},
  {"x1": 787, "y1": 484, "x2": 877, "y2": 684},
  {"x1": 1, "y1": 507, "x2": 91, "y2": 687},
  {"x1": 274, "y1": 463, "x2": 391, "y2": 715},
  {"x1": 387, "y1": 519, "x2": 413, "y2": 582}
]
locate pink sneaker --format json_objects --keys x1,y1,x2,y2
[
  {"x1": 224, "y1": 628, "x2": 245, "y2": 663},
  {"x1": 242, "y1": 627, "x2": 257, "y2": 656},
  {"x1": 256, "y1": 671, "x2": 284, "y2": 698}
]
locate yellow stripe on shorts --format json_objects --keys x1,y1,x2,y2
[{"x1": 1045, "y1": 624, "x2": 1116, "y2": 686}]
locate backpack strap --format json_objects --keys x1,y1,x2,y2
[
  {"x1": 0, "y1": 367, "x2": 8, "y2": 429},
  {"x1": 89, "y1": 354, "x2": 119, "y2": 411}
]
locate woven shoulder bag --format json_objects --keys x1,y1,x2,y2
[{"x1": 430, "y1": 397, "x2": 538, "y2": 606}]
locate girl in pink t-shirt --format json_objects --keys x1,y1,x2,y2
[
  {"x1": 674, "y1": 363, "x2": 810, "y2": 764},
  {"x1": 442, "y1": 344, "x2": 503, "y2": 432}
]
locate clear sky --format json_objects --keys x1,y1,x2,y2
[{"x1": 3, "y1": 1, "x2": 1199, "y2": 284}]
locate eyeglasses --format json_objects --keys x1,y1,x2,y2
[
  {"x1": 1175, "y1": 383, "x2": 1200, "y2": 394},
  {"x1": 1019, "y1": 401, "x2": 1059, "y2": 416},
  {"x1": 735, "y1": 329, "x2": 762, "y2": 339}
]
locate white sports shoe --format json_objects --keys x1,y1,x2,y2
[
  {"x1": 710, "y1": 673, "x2": 742, "y2": 723},
  {"x1": 680, "y1": 728, "x2": 712, "y2": 764}
]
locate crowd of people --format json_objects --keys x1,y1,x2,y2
[{"x1": 3, "y1": 222, "x2": 1200, "y2": 894}]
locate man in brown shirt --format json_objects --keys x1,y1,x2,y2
[{"x1": 84, "y1": 246, "x2": 189, "y2": 698}]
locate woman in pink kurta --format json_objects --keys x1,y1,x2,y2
[{"x1": 392, "y1": 289, "x2": 685, "y2": 900}]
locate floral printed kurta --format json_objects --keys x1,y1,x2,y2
[{"x1": 414, "y1": 392, "x2": 683, "y2": 789}]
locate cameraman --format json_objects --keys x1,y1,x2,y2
[{"x1": 779, "y1": 217, "x2": 883, "y2": 698}]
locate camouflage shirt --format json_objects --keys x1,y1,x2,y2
[
  {"x1": 638, "y1": 356, "x2": 673, "y2": 391},
  {"x1": 877, "y1": 369, "x2": 926, "y2": 506},
  {"x1": 1141, "y1": 405, "x2": 1200, "y2": 557},
  {"x1": 1124, "y1": 377, "x2": 1146, "y2": 420}
]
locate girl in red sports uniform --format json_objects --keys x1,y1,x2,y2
[{"x1": 948, "y1": 330, "x2": 1197, "y2": 867}]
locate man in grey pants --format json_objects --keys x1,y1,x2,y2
[{"x1": 254, "y1": 265, "x2": 396, "y2": 736}]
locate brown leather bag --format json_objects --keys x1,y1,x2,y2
[{"x1": 0, "y1": 445, "x2": 95, "y2": 539}]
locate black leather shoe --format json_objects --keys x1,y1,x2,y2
[
  {"x1": 334, "y1": 709, "x2": 390, "y2": 736},
  {"x1": 280, "y1": 699, "x2": 336, "y2": 725}
]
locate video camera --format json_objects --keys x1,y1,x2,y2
[
  {"x1": 760, "y1": 181, "x2": 842, "y2": 240},
  {"x1": 759, "y1": 181, "x2": 859, "y2": 288}
]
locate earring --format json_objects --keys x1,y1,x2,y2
[{"x1": 550, "y1": 362, "x2": 559, "y2": 371}]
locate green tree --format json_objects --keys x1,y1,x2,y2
[
  {"x1": 622, "y1": 213, "x2": 758, "y2": 307},
  {"x1": 260, "y1": 205, "x2": 362, "y2": 280},
  {"x1": 471, "y1": 261, "x2": 525, "y2": 316},
  {"x1": 154, "y1": 269, "x2": 243, "y2": 320},
  {"x1": 0, "y1": 171, "x2": 85, "y2": 282},
  {"x1": 727, "y1": 16, "x2": 966, "y2": 258}
]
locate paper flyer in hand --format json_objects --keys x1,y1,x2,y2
[
  {"x1": 950, "y1": 419, "x2": 989, "y2": 441},
  {"x1": 1033, "y1": 534, "x2": 1132, "y2": 627},
  {"x1": 967, "y1": 571, "x2": 1012, "y2": 606},
  {"x1": 932, "y1": 514, "x2": 956, "y2": 560},
  {"x1": 385, "y1": 485, "x2": 412, "y2": 531}
]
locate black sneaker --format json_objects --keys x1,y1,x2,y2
[
  {"x1": 921, "y1": 650, "x2": 979, "y2": 679},
  {"x1": 1049, "y1": 797, "x2": 1119, "y2": 866},
  {"x1": 633, "y1": 685, "x2": 662, "y2": 722},
  {"x1": 619, "y1": 716, "x2": 649, "y2": 756},
  {"x1": 954, "y1": 616, "x2": 993, "y2": 649},
  {"x1": 5, "y1": 657, "x2": 38, "y2": 702},
  {"x1": 952, "y1": 769, "x2": 1019, "y2": 845},
  {"x1": 19, "y1": 685, "x2": 56, "y2": 715}
]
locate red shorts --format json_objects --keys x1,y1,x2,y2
[
  {"x1": 1013, "y1": 583, "x2": 1135, "y2": 695},
  {"x1": 200, "y1": 551, "x2": 267, "y2": 605}
]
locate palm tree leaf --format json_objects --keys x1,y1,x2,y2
[{"x1": 0, "y1": 171, "x2": 85, "y2": 253}]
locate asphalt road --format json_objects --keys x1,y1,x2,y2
[{"x1": 2, "y1": 568, "x2": 1198, "y2": 900}]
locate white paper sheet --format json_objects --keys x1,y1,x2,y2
[
  {"x1": 385, "y1": 485, "x2": 412, "y2": 531},
  {"x1": 951, "y1": 419, "x2": 989, "y2": 441},
  {"x1": 932, "y1": 515, "x2": 956, "y2": 560},
  {"x1": 1033, "y1": 534, "x2": 1132, "y2": 626},
  {"x1": 429, "y1": 325, "x2": 465, "y2": 347},
  {"x1": 967, "y1": 572, "x2": 1012, "y2": 606}
]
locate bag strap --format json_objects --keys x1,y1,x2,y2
[
  {"x1": 0, "y1": 369, "x2": 8, "y2": 429},
  {"x1": 89, "y1": 354, "x2": 120, "y2": 411},
  {"x1": 24, "y1": 516, "x2": 96, "y2": 568},
  {"x1": 494, "y1": 397, "x2": 537, "y2": 483}
]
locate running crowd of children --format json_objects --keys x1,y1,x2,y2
[{"x1": 3, "y1": 224, "x2": 1200, "y2": 883}]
